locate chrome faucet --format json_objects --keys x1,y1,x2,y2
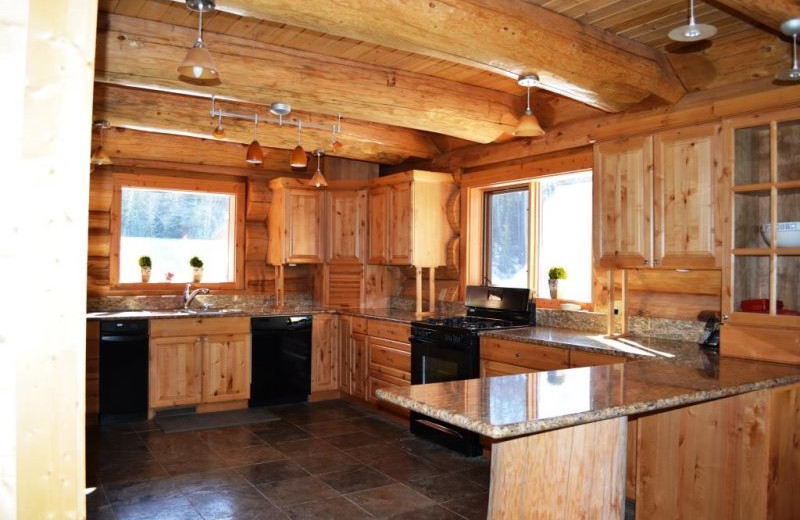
[{"x1": 183, "y1": 283, "x2": 210, "y2": 309}]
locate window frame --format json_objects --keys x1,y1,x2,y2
[
  {"x1": 109, "y1": 172, "x2": 246, "y2": 293},
  {"x1": 482, "y1": 185, "x2": 534, "y2": 290}
]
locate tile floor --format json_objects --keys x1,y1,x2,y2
[{"x1": 87, "y1": 400, "x2": 490, "y2": 519}]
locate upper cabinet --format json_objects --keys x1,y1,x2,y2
[
  {"x1": 367, "y1": 171, "x2": 455, "y2": 267},
  {"x1": 326, "y1": 187, "x2": 367, "y2": 264},
  {"x1": 594, "y1": 124, "x2": 721, "y2": 269},
  {"x1": 267, "y1": 178, "x2": 324, "y2": 265},
  {"x1": 720, "y1": 108, "x2": 800, "y2": 363}
]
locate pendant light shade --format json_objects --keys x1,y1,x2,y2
[
  {"x1": 90, "y1": 120, "x2": 113, "y2": 166},
  {"x1": 246, "y1": 115, "x2": 263, "y2": 165},
  {"x1": 668, "y1": 0, "x2": 716, "y2": 42},
  {"x1": 211, "y1": 114, "x2": 225, "y2": 139},
  {"x1": 290, "y1": 122, "x2": 308, "y2": 168},
  {"x1": 308, "y1": 150, "x2": 328, "y2": 188},
  {"x1": 776, "y1": 19, "x2": 800, "y2": 81},
  {"x1": 513, "y1": 75, "x2": 545, "y2": 138},
  {"x1": 177, "y1": 1, "x2": 219, "y2": 80}
]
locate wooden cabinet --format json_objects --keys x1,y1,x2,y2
[
  {"x1": 720, "y1": 108, "x2": 800, "y2": 364},
  {"x1": 365, "y1": 319, "x2": 411, "y2": 417},
  {"x1": 367, "y1": 170, "x2": 454, "y2": 267},
  {"x1": 86, "y1": 320, "x2": 100, "y2": 422},
  {"x1": 148, "y1": 317, "x2": 250, "y2": 414},
  {"x1": 594, "y1": 124, "x2": 721, "y2": 269},
  {"x1": 267, "y1": 177, "x2": 324, "y2": 265},
  {"x1": 570, "y1": 350, "x2": 626, "y2": 367},
  {"x1": 339, "y1": 316, "x2": 368, "y2": 399},
  {"x1": 311, "y1": 313, "x2": 339, "y2": 393},
  {"x1": 480, "y1": 337, "x2": 625, "y2": 377},
  {"x1": 326, "y1": 188, "x2": 367, "y2": 264}
]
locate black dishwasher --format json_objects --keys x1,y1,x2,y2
[
  {"x1": 99, "y1": 319, "x2": 149, "y2": 423},
  {"x1": 250, "y1": 315, "x2": 313, "y2": 407}
]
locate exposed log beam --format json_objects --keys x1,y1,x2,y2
[
  {"x1": 207, "y1": 0, "x2": 685, "y2": 112},
  {"x1": 95, "y1": 13, "x2": 520, "y2": 144},
  {"x1": 93, "y1": 84, "x2": 438, "y2": 164},
  {"x1": 713, "y1": 0, "x2": 800, "y2": 31}
]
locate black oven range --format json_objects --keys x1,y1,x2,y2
[{"x1": 409, "y1": 285, "x2": 535, "y2": 456}]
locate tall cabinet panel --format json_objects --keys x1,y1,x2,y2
[
  {"x1": 326, "y1": 188, "x2": 367, "y2": 264},
  {"x1": 267, "y1": 177, "x2": 324, "y2": 265},
  {"x1": 721, "y1": 108, "x2": 800, "y2": 364},
  {"x1": 593, "y1": 135, "x2": 653, "y2": 268},
  {"x1": 367, "y1": 186, "x2": 390, "y2": 264}
]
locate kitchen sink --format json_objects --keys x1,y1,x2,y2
[{"x1": 177, "y1": 308, "x2": 245, "y2": 316}]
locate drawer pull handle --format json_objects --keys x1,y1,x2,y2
[
  {"x1": 414, "y1": 419, "x2": 464, "y2": 439},
  {"x1": 515, "y1": 353, "x2": 521, "y2": 358}
]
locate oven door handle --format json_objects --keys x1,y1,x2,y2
[{"x1": 413, "y1": 418, "x2": 464, "y2": 439}]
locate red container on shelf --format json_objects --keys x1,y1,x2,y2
[{"x1": 740, "y1": 299, "x2": 784, "y2": 313}]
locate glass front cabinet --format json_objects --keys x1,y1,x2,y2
[{"x1": 721, "y1": 108, "x2": 800, "y2": 362}]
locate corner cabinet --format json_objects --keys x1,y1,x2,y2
[
  {"x1": 267, "y1": 177, "x2": 324, "y2": 265},
  {"x1": 367, "y1": 171, "x2": 455, "y2": 267},
  {"x1": 720, "y1": 108, "x2": 800, "y2": 364},
  {"x1": 594, "y1": 124, "x2": 722, "y2": 269},
  {"x1": 326, "y1": 187, "x2": 367, "y2": 264}
]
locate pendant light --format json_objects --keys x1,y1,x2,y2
[
  {"x1": 211, "y1": 113, "x2": 225, "y2": 139},
  {"x1": 308, "y1": 149, "x2": 328, "y2": 188},
  {"x1": 246, "y1": 114, "x2": 263, "y2": 166},
  {"x1": 177, "y1": 0, "x2": 219, "y2": 80},
  {"x1": 90, "y1": 120, "x2": 113, "y2": 166},
  {"x1": 290, "y1": 121, "x2": 307, "y2": 168},
  {"x1": 513, "y1": 75, "x2": 545, "y2": 138},
  {"x1": 668, "y1": 0, "x2": 716, "y2": 42},
  {"x1": 776, "y1": 18, "x2": 800, "y2": 81}
]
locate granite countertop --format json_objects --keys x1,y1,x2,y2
[{"x1": 376, "y1": 354, "x2": 800, "y2": 439}]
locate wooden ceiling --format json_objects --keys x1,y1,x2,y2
[{"x1": 94, "y1": 0, "x2": 800, "y2": 167}]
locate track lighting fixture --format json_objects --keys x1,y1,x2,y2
[
  {"x1": 309, "y1": 150, "x2": 328, "y2": 188},
  {"x1": 776, "y1": 18, "x2": 800, "y2": 81},
  {"x1": 668, "y1": 0, "x2": 716, "y2": 42},
  {"x1": 177, "y1": 0, "x2": 219, "y2": 80},
  {"x1": 90, "y1": 120, "x2": 113, "y2": 166},
  {"x1": 290, "y1": 121, "x2": 307, "y2": 168},
  {"x1": 211, "y1": 113, "x2": 225, "y2": 139},
  {"x1": 245, "y1": 114, "x2": 263, "y2": 166},
  {"x1": 513, "y1": 75, "x2": 545, "y2": 138}
]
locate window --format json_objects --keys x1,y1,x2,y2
[
  {"x1": 112, "y1": 174, "x2": 244, "y2": 287},
  {"x1": 482, "y1": 170, "x2": 592, "y2": 301}
]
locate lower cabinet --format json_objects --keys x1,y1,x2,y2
[
  {"x1": 339, "y1": 316, "x2": 368, "y2": 400},
  {"x1": 311, "y1": 314, "x2": 339, "y2": 393},
  {"x1": 480, "y1": 337, "x2": 627, "y2": 377},
  {"x1": 149, "y1": 317, "x2": 250, "y2": 415}
]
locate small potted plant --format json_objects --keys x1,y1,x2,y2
[
  {"x1": 138, "y1": 256, "x2": 152, "y2": 283},
  {"x1": 189, "y1": 256, "x2": 204, "y2": 282},
  {"x1": 548, "y1": 266, "x2": 567, "y2": 299}
]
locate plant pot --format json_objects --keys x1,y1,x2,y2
[
  {"x1": 192, "y1": 267, "x2": 203, "y2": 283},
  {"x1": 548, "y1": 279, "x2": 558, "y2": 299},
  {"x1": 141, "y1": 267, "x2": 151, "y2": 283}
]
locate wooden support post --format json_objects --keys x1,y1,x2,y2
[
  {"x1": 620, "y1": 270, "x2": 629, "y2": 336},
  {"x1": 429, "y1": 267, "x2": 436, "y2": 314},
  {"x1": 416, "y1": 267, "x2": 423, "y2": 314},
  {"x1": 275, "y1": 265, "x2": 285, "y2": 308},
  {"x1": 607, "y1": 270, "x2": 615, "y2": 336}
]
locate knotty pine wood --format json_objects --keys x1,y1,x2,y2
[
  {"x1": 311, "y1": 314, "x2": 339, "y2": 393},
  {"x1": 480, "y1": 337, "x2": 569, "y2": 372},
  {"x1": 86, "y1": 321, "x2": 100, "y2": 421},
  {"x1": 267, "y1": 177, "x2": 324, "y2": 265},
  {"x1": 488, "y1": 417, "x2": 626, "y2": 519},
  {"x1": 767, "y1": 384, "x2": 800, "y2": 519},
  {"x1": 149, "y1": 336, "x2": 204, "y2": 410},
  {"x1": 325, "y1": 188, "x2": 367, "y2": 264},
  {"x1": 569, "y1": 350, "x2": 626, "y2": 367},
  {"x1": 366, "y1": 321, "x2": 411, "y2": 346},
  {"x1": 201, "y1": 333, "x2": 251, "y2": 403}
]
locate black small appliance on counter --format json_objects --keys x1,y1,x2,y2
[{"x1": 409, "y1": 285, "x2": 535, "y2": 456}]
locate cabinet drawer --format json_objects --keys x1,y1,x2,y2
[
  {"x1": 368, "y1": 372, "x2": 410, "y2": 418},
  {"x1": 367, "y1": 319, "x2": 411, "y2": 344},
  {"x1": 150, "y1": 316, "x2": 250, "y2": 338},
  {"x1": 369, "y1": 342, "x2": 411, "y2": 381},
  {"x1": 481, "y1": 337, "x2": 569, "y2": 371},
  {"x1": 351, "y1": 317, "x2": 368, "y2": 334},
  {"x1": 480, "y1": 359, "x2": 537, "y2": 378},
  {"x1": 570, "y1": 350, "x2": 626, "y2": 367}
]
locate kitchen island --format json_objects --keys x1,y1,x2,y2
[{"x1": 377, "y1": 353, "x2": 800, "y2": 519}]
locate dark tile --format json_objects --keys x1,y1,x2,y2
[
  {"x1": 276, "y1": 406, "x2": 366, "y2": 426},
  {"x1": 324, "y1": 431, "x2": 384, "y2": 450},
  {"x1": 139, "y1": 431, "x2": 210, "y2": 460},
  {"x1": 319, "y1": 465, "x2": 394, "y2": 494},
  {"x1": 257, "y1": 475, "x2": 339, "y2": 507},
  {"x1": 297, "y1": 419, "x2": 363, "y2": 438},
  {"x1": 344, "y1": 442, "x2": 404, "y2": 465},
  {"x1": 170, "y1": 468, "x2": 252, "y2": 494},
  {"x1": 236, "y1": 459, "x2": 309, "y2": 485},
  {"x1": 87, "y1": 486, "x2": 117, "y2": 520},
  {"x1": 104, "y1": 476, "x2": 183, "y2": 507},
  {"x1": 292, "y1": 450, "x2": 362, "y2": 476},
  {"x1": 399, "y1": 438, "x2": 488, "y2": 473},
  {"x1": 407, "y1": 473, "x2": 488, "y2": 503},
  {"x1": 347, "y1": 483, "x2": 437, "y2": 518},
  {"x1": 251, "y1": 422, "x2": 313, "y2": 444},
  {"x1": 459, "y1": 465, "x2": 490, "y2": 488},
  {"x1": 200, "y1": 426, "x2": 266, "y2": 451},
  {"x1": 159, "y1": 450, "x2": 228, "y2": 476},
  {"x1": 87, "y1": 504, "x2": 118, "y2": 520},
  {"x1": 441, "y1": 492, "x2": 489, "y2": 520},
  {"x1": 348, "y1": 416, "x2": 410, "y2": 439},
  {"x1": 388, "y1": 504, "x2": 465, "y2": 520},
  {"x1": 367, "y1": 451, "x2": 449, "y2": 483},
  {"x1": 283, "y1": 496, "x2": 372, "y2": 520},
  {"x1": 98, "y1": 459, "x2": 169, "y2": 485},
  {"x1": 220, "y1": 444, "x2": 286, "y2": 468},
  {"x1": 184, "y1": 485, "x2": 286, "y2": 520},
  {"x1": 274, "y1": 437, "x2": 341, "y2": 458},
  {"x1": 113, "y1": 496, "x2": 203, "y2": 520}
]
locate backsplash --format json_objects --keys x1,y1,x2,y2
[{"x1": 87, "y1": 293, "x2": 313, "y2": 312}]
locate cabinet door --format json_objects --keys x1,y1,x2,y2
[
  {"x1": 480, "y1": 359, "x2": 536, "y2": 378},
  {"x1": 351, "y1": 333, "x2": 368, "y2": 400},
  {"x1": 202, "y1": 333, "x2": 250, "y2": 403},
  {"x1": 149, "y1": 336, "x2": 203, "y2": 409},
  {"x1": 311, "y1": 314, "x2": 339, "y2": 392},
  {"x1": 367, "y1": 186, "x2": 390, "y2": 264},
  {"x1": 285, "y1": 188, "x2": 323, "y2": 263},
  {"x1": 327, "y1": 189, "x2": 367, "y2": 264},
  {"x1": 389, "y1": 182, "x2": 413, "y2": 265},
  {"x1": 653, "y1": 124, "x2": 721, "y2": 268},
  {"x1": 569, "y1": 350, "x2": 626, "y2": 367},
  {"x1": 593, "y1": 136, "x2": 653, "y2": 268},
  {"x1": 338, "y1": 316, "x2": 352, "y2": 393}
]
